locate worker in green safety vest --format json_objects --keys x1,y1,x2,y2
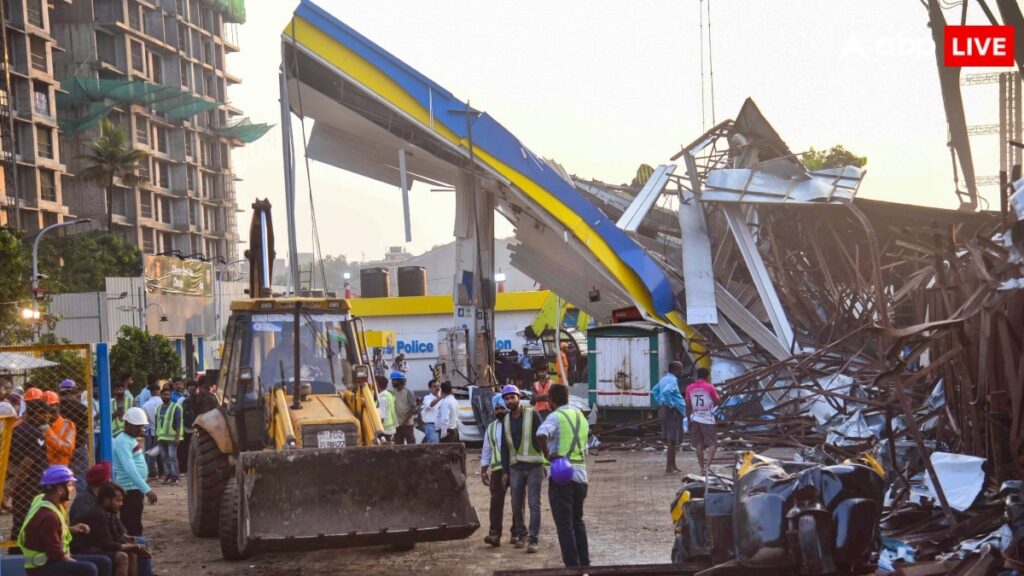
[
  {"x1": 480, "y1": 394, "x2": 510, "y2": 547},
  {"x1": 17, "y1": 464, "x2": 111, "y2": 574},
  {"x1": 111, "y1": 376, "x2": 135, "y2": 438},
  {"x1": 499, "y1": 384, "x2": 547, "y2": 554},
  {"x1": 155, "y1": 385, "x2": 183, "y2": 484},
  {"x1": 537, "y1": 383, "x2": 591, "y2": 567},
  {"x1": 375, "y1": 376, "x2": 396, "y2": 440}
]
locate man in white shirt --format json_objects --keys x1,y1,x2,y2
[
  {"x1": 420, "y1": 379, "x2": 441, "y2": 444},
  {"x1": 142, "y1": 391, "x2": 164, "y2": 479},
  {"x1": 435, "y1": 381, "x2": 460, "y2": 443}
]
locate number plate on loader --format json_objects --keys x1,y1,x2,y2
[{"x1": 317, "y1": 430, "x2": 347, "y2": 449}]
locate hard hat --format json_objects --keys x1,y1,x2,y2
[
  {"x1": 40, "y1": 464, "x2": 76, "y2": 486},
  {"x1": 491, "y1": 395, "x2": 507, "y2": 411},
  {"x1": 58, "y1": 379, "x2": 76, "y2": 390},
  {"x1": 500, "y1": 384, "x2": 522, "y2": 398},
  {"x1": 389, "y1": 370, "x2": 406, "y2": 381},
  {"x1": 43, "y1": 391, "x2": 60, "y2": 405},
  {"x1": 124, "y1": 406, "x2": 149, "y2": 426},
  {"x1": 550, "y1": 456, "x2": 573, "y2": 485},
  {"x1": 23, "y1": 388, "x2": 43, "y2": 402}
]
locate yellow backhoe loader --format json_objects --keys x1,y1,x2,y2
[{"x1": 187, "y1": 200, "x2": 478, "y2": 559}]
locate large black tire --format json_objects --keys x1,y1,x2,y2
[
  {"x1": 797, "y1": 514, "x2": 834, "y2": 575},
  {"x1": 219, "y1": 475, "x2": 251, "y2": 560},
  {"x1": 187, "y1": 429, "x2": 230, "y2": 537}
]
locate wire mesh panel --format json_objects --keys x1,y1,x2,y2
[{"x1": 0, "y1": 344, "x2": 94, "y2": 546}]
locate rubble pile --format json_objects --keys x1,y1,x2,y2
[{"x1": 571, "y1": 99, "x2": 1024, "y2": 571}]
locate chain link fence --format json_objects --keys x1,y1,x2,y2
[{"x1": 0, "y1": 344, "x2": 94, "y2": 546}]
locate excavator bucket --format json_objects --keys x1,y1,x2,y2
[{"x1": 236, "y1": 443, "x2": 479, "y2": 551}]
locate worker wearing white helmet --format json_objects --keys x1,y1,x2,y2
[{"x1": 113, "y1": 406, "x2": 158, "y2": 536}]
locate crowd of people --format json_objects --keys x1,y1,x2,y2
[
  {"x1": 373, "y1": 365, "x2": 593, "y2": 568},
  {"x1": 2, "y1": 372, "x2": 218, "y2": 575}
]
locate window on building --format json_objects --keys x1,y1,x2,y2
[
  {"x1": 188, "y1": 200, "x2": 197, "y2": 226},
  {"x1": 179, "y1": 58, "x2": 189, "y2": 88},
  {"x1": 150, "y1": 54, "x2": 163, "y2": 84},
  {"x1": 184, "y1": 131, "x2": 194, "y2": 157},
  {"x1": 32, "y1": 84, "x2": 48, "y2": 116},
  {"x1": 36, "y1": 126, "x2": 52, "y2": 159},
  {"x1": 39, "y1": 170, "x2": 55, "y2": 201},
  {"x1": 135, "y1": 116, "x2": 149, "y2": 145},
  {"x1": 153, "y1": 125, "x2": 167, "y2": 154},
  {"x1": 201, "y1": 173, "x2": 215, "y2": 199},
  {"x1": 159, "y1": 196, "x2": 171, "y2": 223},
  {"x1": 140, "y1": 191, "x2": 152, "y2": 219},
  {"x1": 161, "y1": 232, "x2": 173, "y2": 252},
  {"x1": 142, "y1": 228, "x2": 155, "y2": 253},
  {"x1": 96, "y1": 31, "x2": 116, "y2": 65},
  {"x1": 29, "y1": 38, "x2": 46, "y2": 72},
  {"x1": 137, "y1": 159, "x2": 150, "y2": 184},
  {"x1": 130, "y1": 40, "x2": 145, "y2": 74},
  {"x1": 42, "y1": 211, "x2": 58, "y2": 228},
  {"x1": 111, "y1": 186, "x2": 129, "y2": 216},
  {"x1": 186, "y1": 165, "x2": 195, "y2": 191},
  {"x1": 128, "y1": 1, "x2": 142, "y2": 30},
  {"x1": 26, "y1": 0, "x2": 43, "y2": 28},
  {"x1": 156, "y1": 161, "x2": 169, "y2": 188}
]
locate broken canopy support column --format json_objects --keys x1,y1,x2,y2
[
  {"x1": 398, "y1": 149, "x2": 412, "y2": 243},
  {"x1": 616, "y1": 164, "x2": 676, "y2": 232},
  {"x1": 722, "y1": 204, "x2": 795, "y2": 351},
  {"x1": 453, "y1": 170, "x2": 495, "y2": 384},
  {"x1": 679, "y1": 153, "x2": 718, "y2": 325}
]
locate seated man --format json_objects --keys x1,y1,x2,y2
[
  {"x1": 19, "y1": 464, "x2": 112, "y2": 576},
  {"x1": 259, "y1": 324, "x2": 332, "y2": 388},
  {"x1": 71, "y1": 482, "x2": 152, "y2": 576}
]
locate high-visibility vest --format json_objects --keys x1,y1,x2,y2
[
  {"x1": 17, "y1": 494, "x2": 71, "y2": 569},
  {"x1": 379, "y1": 390, "x2": 396, "y2": 434},
  {"x1": 504, "y1": 407, "x2": 547, "y2": 466},
  {"x1": 554, "y1": 407, "x2": 588, "y2": 466},
  {"x1": 111, "y1": 392, "x2": 134, "y2": 436},
  {"x1": 44, "y1": 417, "x2": 76, "y2": 465},
  {"x1": 156, "y1": 402, "x2": 182, "y2": 442},
  {"x1": 485, "y1": 421, "x2": 503, "y2": 472},
  {"x1": 533, "y1": 380, "x2": 552, "y2": 413}
]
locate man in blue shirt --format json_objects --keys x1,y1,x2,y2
[
  {"x1": 654, "y1": 362, "x2": 686, "y2": 474},
  {"x1": 113, "y1": 407, "x2": 157, "y2": 536}
]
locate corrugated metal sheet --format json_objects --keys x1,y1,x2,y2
[
  {"x1": 106, "y1": 277, "x2": 146, "y2": 340},
  {"x1": 49, "y1": 292, "x2": 105, "y2": 344},
  {"x1": 594, "y1": 337, "x2": 651, "y2": 408}
]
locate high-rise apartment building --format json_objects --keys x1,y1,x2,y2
[
  {"x1": 0, "y1": 0, "x2": 71, "y2": 231},
  {"x1": 49, "y1": 0, "x2": 252, "y2": 261}
]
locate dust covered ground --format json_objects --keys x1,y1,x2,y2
[{"x1": 142, "y1": 448, "x2": 746, "y2": 576}]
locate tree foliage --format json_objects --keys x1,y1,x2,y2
[
  {"x1": 0, "y1": 227, "x2": 40, "y2": 345},
  {"x1": 802, "y1": 145, "x2": 867, "y2": 171},
  {"x1": 38, "y1": 231, "x2": 142, "y2": 293},
  {"x1": 76, "y1": 119, "x2": 149, "y2": 232},
  {"x1": 109, "y1": 326, "x2": 181, "y2": 394},
  {"x1": 25, "y1": 334, "x2": 90, "y2": 392}
]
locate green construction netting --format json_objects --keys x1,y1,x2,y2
[
  {"x1": 57, "y1": 76, "x2": 223, "y2": 135},
  {"x1": 214, "y1": 117, "x2": 272, "y2": 143},
  {"x1": 205, "y1": 0, "x2": 245, "y2": 24}
]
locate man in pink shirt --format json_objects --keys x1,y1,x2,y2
[{"x1": 685, "y1": 367, "x2": 720, "y2": 475}]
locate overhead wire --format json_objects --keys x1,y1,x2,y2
[
  {"x1": 707, "y1": 0, "x2": 717, "y2": 125},
  {"x1": 289, "y1": 20, "x2": 329, "y2": 293},
  {"x1": 699, "y1": 0, "x2": 706, "y2": 131}
]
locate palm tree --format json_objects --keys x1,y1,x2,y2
[{"x1": 77, "y1": 118, "x2": 150, "y2": 232}]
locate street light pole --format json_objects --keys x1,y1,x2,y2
[{"x1": 28, "y1": 219, "x2": 91, "y2": 338}]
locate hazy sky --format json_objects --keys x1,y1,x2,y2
[{"x1": 228, "y1": 1, "x2": 1009, "y2": 263}]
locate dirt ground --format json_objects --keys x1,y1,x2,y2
[{"x1": 142, "y1": 447, "x2": 702, "y2": 576}]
